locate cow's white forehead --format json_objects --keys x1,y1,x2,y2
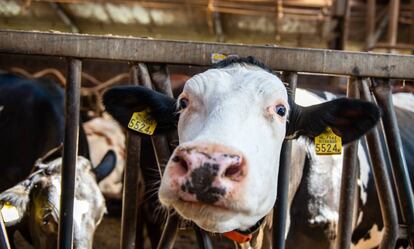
[{"x1": 184, "y1": 64, "x2": 286, "y2": 97}]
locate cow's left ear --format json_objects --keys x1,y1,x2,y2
[
  {"x1": 103, "y1": 86, "x2": 179, "y2": 135},
  {"x1": 286, "y1": 98, "x2": 381, "y2": 144},
  {"x1": 0, "y1": 181, "x2": 31, "y2": 226}
]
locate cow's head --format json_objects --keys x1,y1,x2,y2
[
  {"x1": 0, "y1": 150, "x2": 116, "y2": 249},
  {"x1": 104, "y1": 57, "x2": 380, "y2": 233}
]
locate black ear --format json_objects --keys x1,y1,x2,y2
[
  {"x1": 103, "y1": 86, "x2": 178, "y2": 135},
  {"x1": 93, "y1": 150, "x2": 117, "y2": 182},
  {"x1": 286, "y1": 98, "x2": 381, "y2": 144}
]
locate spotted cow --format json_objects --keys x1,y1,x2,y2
[
  {"x1": 0, "y1": 150, "x2": 116, "y2": 249},
  {"x1": 103, "y1": 57, "x2": 380, "y2": 247}
]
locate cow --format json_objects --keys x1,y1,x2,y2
[
  {"x1": 83, "y1": 113, "x2": 126, "y2": 200},
  {"x1": 0, "y1": 73, "x2": 89, "y2": 192},
  {"x1": 286, "y1": 90, "x2": 414, "y2": 249},
  {"x1": 0, "y1": 149, "x2": 116, "y2": 249},
  {"x1": 103, "y1": 56, "x2": 380, "y2": 248}
]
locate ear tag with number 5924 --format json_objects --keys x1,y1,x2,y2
[
  {"x1": 314, "y1": 127, "x2": 342, "y2": 155},
  {"x1": 128, "y1": 109, "x2": 157, "y2": 135}
]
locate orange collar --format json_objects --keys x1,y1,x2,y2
[
  {"x1": 222, "y1": 218, "x2": 264, "y2": 244},
  {"x1": 223, "y1": 230, "x2": 253, "y2": 243}
]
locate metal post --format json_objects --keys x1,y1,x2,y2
[
  {"x1": 366, "y1": 0, "x2": 376, "y2": 50},
  {"x1": 120, "y1": 64, "x2": 143, "y2": 249},
  {"x1": 360, "y1": 78, "x2": 398, "y2": 249},
  {"x1": 194, "y1": 225, "x2": 213, "y2": 249},
  {"x1": 137, "y1": 64, "x2": 182, "y2": 249},
  {"x1": 372, "y1": 79, "x2": 414, "y2": 244},
  {"x1": 387, "y1": 0, "x2": 400, "y2": 52},
  {"x1": 0, "y1": 213, "x2": 11, "y2": 249},
  {"x1": 58, "y1": 58, "x2": 81, "y2": 249},
  {"x1": 273, "y1": 72, "x2": 297, "y2": 249},
  {"x1": 335, "y1": 77, "x2": 359, "y2": 249},
  {"x1": 156, "y1": 213, "x2": 180, "y2": 249}
]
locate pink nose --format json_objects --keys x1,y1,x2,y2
[{"x1": 168, "y1": 143, "x2": 246, "y2": 204}]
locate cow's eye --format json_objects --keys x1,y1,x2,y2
[
  {"x1": 179, "y1": 97, "x2": 189, "y2": 110},
  {"x1": 275, "y1": 104, "x2": 286, "y2": 117}
]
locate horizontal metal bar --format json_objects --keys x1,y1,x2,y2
[{"x1": 0, "y1": 30, "x2": 414, "y2": 79}]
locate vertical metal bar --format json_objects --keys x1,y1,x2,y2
[
  {"x1": 194, "y1": 225, "x2": 213, "y2": 249},
  {"x1": 411, "y1": 0, "x2": 414, "y2": 52},
  {"x1": 120, "y1": 64, "x2": 143, "y2": 249},
  {"x1": 372, "y1": 79, "x2": 414, "y2": 244},
  {"x1": 0, "y1": 212, "x2": 11, "y2": 249},
  {"x1": 330, "y1": 0, "x2": 350, "y2": 50},
  {"x1": 335, "y1": 77, "x2": 359, "y2": 249},
  {"x1": 273, "y1": 72, "x2": 297, "y2": 249},
  {"x1": 138, "y1": 63, "x2": 181, "y2": 249},
  {"x1": 387, "y1": 0, "x2": 400, "y2": 52},
  {"x1": 360, "y1": 78, "x2": 398, "y2": 249},
  {"x1": 156, "y1": 213, "x2": 180, "y2": 249},
  {"x1": 58, "y1": 58, "x2": 81, "y2": 249},
  {"x1": 366, "y1": 0, "x2": 376, "y2": 50}
]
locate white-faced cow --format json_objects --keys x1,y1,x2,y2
[
  {"x1": 0, "y1": 150, "x2": 116, "y2": 249},
  {"x1": 103, "y1": 57, "x2": 380, "y2": 247}
]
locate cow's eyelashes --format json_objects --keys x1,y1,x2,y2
[
  {"x1": 178, "y1": 97, "x2": 189, "y2": 110},
  {"x1": 275, "y1": 104, "x2": 286, "y2": 117}
]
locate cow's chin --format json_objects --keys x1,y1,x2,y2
[{"x1": 166, "y1": 199, "x2": 263, "y2": 233}]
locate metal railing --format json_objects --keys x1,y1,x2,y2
[{"x1": 0, "y1": 29, "x2": 413, "y2": 249}]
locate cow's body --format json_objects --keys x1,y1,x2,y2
[
  {"x1": 286, "y1": 90, "x2": 414, "y2": 249},
  {"x1": 0, "y1": 73, "x2": 89, "y2": 192},
  {"x1": 0, "y1": 150, "x2": 116, "y2": 249},
  {"x1": 83, "y1": 113, "x2": 126, "y2": 199}
]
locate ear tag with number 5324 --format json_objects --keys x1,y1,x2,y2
[
  {"x1": 314, "y1": 127, "x2": 342, "y2": 155},
  {"x1": 128, "y1": 109, "x2": 157, "y2": 135}
]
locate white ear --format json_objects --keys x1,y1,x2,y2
[{"x1": 0, "y1": 180, "x2": 31, "y2": 226}]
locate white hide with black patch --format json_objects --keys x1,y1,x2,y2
[
  {"x1": 159, "y1": 64, "x2": 289, "y2": 233},
  {"x1": 83, "y1": 113, "x2": 125, "y2": 199},
  {"x1": 0, "y1": 157, "x2": 106, "y2": 249}
]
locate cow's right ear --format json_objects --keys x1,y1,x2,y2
[
  {"x1": 0, "y1": 181, "x2": 31, "y2": 226},
  {"x1": 103, "y1": 86, "x2": 179, "y2": 135}
]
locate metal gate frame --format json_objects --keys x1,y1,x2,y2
[{"x1": 0, "y1": 30, "x2": 413, "y2": 249}]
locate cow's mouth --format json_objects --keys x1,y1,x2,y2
[{"x1": 177, "y1": 197, "x2": 231, "y2": 212}]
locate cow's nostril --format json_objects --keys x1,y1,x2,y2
[
  {"x1": 181, "y1": 159, "x2": 189, "y2": 173},
  {"x1": 224, "y1": 165, "x2": 242, "y2": 178},
  {"x1": 173, "y1": 155, "x2": 189, "y2": 174}
]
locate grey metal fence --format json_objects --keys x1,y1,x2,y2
[{"x1": 0, "y1": 29, "x2": 413, "y2": 249}]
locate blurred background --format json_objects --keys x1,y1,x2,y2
[{"x1": 0, "y1": 0, "x2": 413, "y2": 53}]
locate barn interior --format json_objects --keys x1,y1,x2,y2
[{"x1": 0, "y1": 0, "x2": 414, "y2": 249}]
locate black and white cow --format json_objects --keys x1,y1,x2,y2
[
  {"x1": 0, "y1": 73, "x2": 89, "y2": 192},
  {"x1": 103, "y1": 57, "x2": 380, "y2": 247},
  {"x1": 0, "y1": 149, "x2": 116, "y2": 249},
  {"x1": 286, "y1": 90, "x2": 414, "y2": 249}
]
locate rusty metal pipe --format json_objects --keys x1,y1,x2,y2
[
  {"x1": 120, "y1": 64, "x2": 143, "y2": 249},
  {"x1": 156, "y1": 213, "x2": 180, "y2": 249},
  {"x1": 58, "y1": 58, "x2": 81, "y2": 249},
  {"x1": 360, "y1": 78, "x2": 398, "y2": 249},
  {"x1": 372, "y1": 78, "x2": 414, "y2": 244},
  {"x1": 334, "y1": 77, "x2": 360, "y2": 249},
  {"x1": 273, "y1": 72, "x2": 297, "y2": 249},
  {"x1": 136, "y1": 63, "x2": 182, "y2": 249},
  {"x1": 194, "y1": 225, "x2": 213, "y2": 249}
]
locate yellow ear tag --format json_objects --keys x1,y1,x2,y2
[
  {"x1": 1, "y1": 202, "x2": 20, "y2": 224},
  {"x1": 128, "y1": 109, "x2": 157, "y2": 135},
  {"x1": 314, "y1": 127, "x2": 342, "y2": 155},
  {"x1": 211, "y1": 53, "x2": 228, "y2": 64}
]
